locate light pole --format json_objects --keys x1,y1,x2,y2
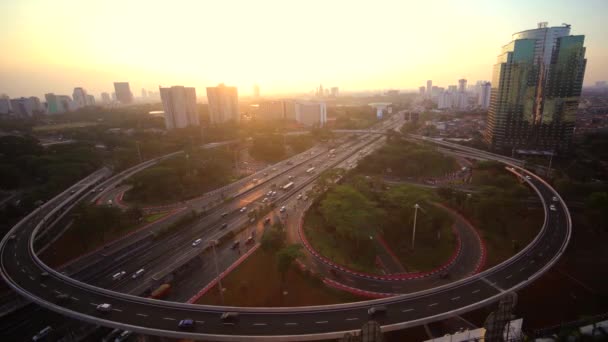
[
  {"x1": 209, "y1": 239, "x2": 224, "y2": 304},
  {"x1": 412, "y1": 203, "x2": 420, "y2": 249}
]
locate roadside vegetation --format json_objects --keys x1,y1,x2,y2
[
  {"x1": 356, "y1": 139, "x2": 459, "y2": 179},
  {"x1": 40, "y1": 205, "x2": 149, "y2": 267},
  {"x1": 327, "y1": 105, "x2": 377, "y2": 129},
  {"x1": 198, "y1": 222, "x2": 359, "y2": 306},
  {"x1": 304, "y1": 176, "x2": 455, "y2": 273},
  {"x1": 437, "y1": 161, "x2": 542, "y2": 267},
  {"x1": 124, "y1": 148, "x2": 236, "y2": 206}
]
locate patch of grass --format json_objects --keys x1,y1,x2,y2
[
  {"x1": 144, "y1": 212, "x2": 169, "y2": 223},
  {"x1": 33, "y1": 122, "x2": 98, "y2": 132},
  {"x1": 196, "y1": 248, "x2": 360, "y2": 306},
  {"x1": 303, "y1": 206, "x2": 378, "y2": 274}
]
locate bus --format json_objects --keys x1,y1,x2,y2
[
  {"x1": 306, "y1": 167, "x2": 316, "y2": 174},
  {"x1": 282, "y1": 182, "x2": 294, "y2": 191}
]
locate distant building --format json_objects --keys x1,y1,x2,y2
[
  {"x1": 458, "y1": 79, "x2": 467, "y2": 93},
  {"x1": 113, "y1": 82, "x2": 133, "y2": 104},
  {"x1": 484, "y1": 23, "x2": 587, "y2": 153},
  {"x1": 86, "y1": 94, "x2": 95, "y2": 106},
  {"x1": 141, "y1": 88, "x2": 147, "y2": 98},
  {"x1": 419, "y1": 86, "x2": 426, "y2": 96},
  {"x1": 111, "y1": 92, "x2": 117, "y2": 101},
  {"x1": 72, "y1": 87, "x2": 88, "y2": 108},
  {"x1": 253, "y1": 84, "x2": 260, "y2": 98},
  {"x1": 0, "y1": 94, "x2": 11, "y2": 114},
  {"x1": 9, "y1": 97, "x2": 42, "y2": 116},
  {"x1": 159, "y1": 86, "x2": 199, "y2": 129},
  {"x1": 331, "y1": 87, "x2": 339, "y2": 97},
  {"x1": 385, "y1": 90, "x2": 399, "y2": 97},
  {"x1": 101, "y1": 92, "x2": 111, "y2": 104},
  {"x1": 295, "y1": 102, "x2": 327, "y2": 126},
  {"x1": 448, "y1": 85, "x2": 457, "y2": 92},
  {"x1": 478, "y1": 82, "x2": 491, "y2": 109},
  {"x1": 257, "y1": 101, "x2": 286, "y2": 120},
  {"x1": 206, "y1": 83, "x2": 239, "y2": 124},
  {"x1": 595, "y1": 81, "x2": 607, "y2": 88},
  {"x1": 45, "y1": 93, "x2": 72, "y2": 114},
  {"x1": 426, "y1": 80, "x2": 432, "y2": 98}
]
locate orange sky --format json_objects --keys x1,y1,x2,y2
[{"x1": 1, "y1": 0, "x2": 607, "y2": 98}]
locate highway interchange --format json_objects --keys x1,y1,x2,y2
[{"x1": 0, "y1": 116, "x2": 572, "y2": 341}]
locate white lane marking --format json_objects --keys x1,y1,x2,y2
[
  {"x1": 89, "y1": 303, "x2": 97, "y2": 306},
  {"x1": 136, "y1": 313, "x2": 148, "y2": 317},
  {"x1": 112, "y1": 308, "x2": 122, "y2": 312},
  {"x1": 163, "y1": 317, "x2": 175, "y2": 321},
  {"x1": 20, "y1": 268, "x2": 25, "y2": 273},
  {"x1": 53, "y1": 290, "x2": 61, "y2": 294},
  {"x1": 345, "y1": 317, "x2": 359, "y2": 321},
  {"x1": 40, "y1": 284, "x2": 47, "y2": 288},
  {"x1": 16, "y1": 261, "x2": 19, "y2": 266},
  {"x1": 195, "y1": 320, "x2": 205, "y2": 324},
  {"x1": 506, "y1": 274, "x2": 512, "y2": 279},
  {"x1": 472, "y1": 289, "x2": 480, "y2": 294},
  {"x1": 519, "y1": 267, "x2": 525, "y2": 272},
  {"x1": 316, "y1": 321, "x2": 329, "y2": 324},
  {"x1": 481, "y1": 277, "x2": 505, "y2": 292},
  {"x1": 223, "y1": 323, "x2": 235, "y2": 326},
  {"x1": 402, "y1": 309, "x2": 414, "y2": 313},
  {"x1": 451, "y1": 296, "x2": 461, "y2": 301},
  {"x1": 253, "y1": 323, "x2": 267, "y2": 326},
  {"x1": 428, "y1": 303, "x2": 438, "y2": 307},
  {"x1": 530, "y1": 260, "x2": 535, "y2": 264},
  {"x1": 71, "y1": 297, "x2": 79, "y2": 301},
  {"x1": 285, "y1": 323, "x2": 298, "y2": 326},
  {"x1": 29, "y1": 276, "x2": 35, "y2": 280}
]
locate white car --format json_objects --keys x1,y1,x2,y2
[
  {"x1": 296, "y1": 194, "x2": 303, "y2": 200},
  {"x1": 131, "y1": 269, "x2": 145, "y2": 279},
  {"x1": 96, "y1": 303, "x2": 112, "y2": 312},
  {"x1": 549, "y1": 204, "x2": 557, "y2": 211},
  {"x1": 280, "y1": 206, "x2": 287, "y2": 213},
  {"x1": 552, "y1": 196, "x2": 558, "y2": 202},
  {"x1": 240, "y1": 207, "x2": 247, "y2": 213},
  {"x1": 525, "y1": 175, "x2": 531, "y2": 180},
  {"x1": 192, "y1": 238, "x2": 203, "y2": 247}
]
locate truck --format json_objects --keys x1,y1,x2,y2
[
  {"x1": 282, "y1": 182, "x2": 294, "y2": 191},
  {"x1": 149, "y1": 283, "x2": 171, "y2": 299}
]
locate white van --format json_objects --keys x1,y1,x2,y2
[{"x1": 112, "y1": 271, "x2": 126, "y2": 281}]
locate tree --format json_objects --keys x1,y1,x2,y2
[
  {"x1": 319, "y1": 185, "x2": 384, "y2": 246},
  {"x1": 261, "y1": 223, "x2": 285, "y2": 252},
  {"x1": 276, "y1": 244, "x2": 303, "y2": 283}
]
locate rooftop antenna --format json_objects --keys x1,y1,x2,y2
[{"x1": 562, "y1": 23, "x2": 571, "y2": 28}]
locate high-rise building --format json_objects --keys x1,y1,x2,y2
[
  {"x1": 426, "y1": 80, "x2": 432, "y2": 98},
  {"x1": 257, "y1": 101, "x2": 285, "y2": 120},
  {"x1": 10, "y1": 97, "x2": 42, "y2": 116},
  {"x1": 206, "y1": 84, "x2": 239, "y2": 124},
  {"x1": 72, "y1": 87, "x2": 88, "y2": 108},
  {"x1": 101, "y1": 92, "x2": 111, "y2": 104},
  {"x1": 113, "y1": 82, "x2": 133, "y2": 104},
  {"x1": 484, "y1": 23, "x2": 586, "y2": 153},
  {"x1": 458, "y1": 79, "x2": 467, "y2": 93},
  {"x1": 419, "y1": 86, "x2": 426, "y2": 96},
  {"x1": 478, "y1": 82, "x2": 491, "y2": 109},
  {"x1": 331, "y1": 87, "x2": 339, "y2": 97},
  {"x1": 253, "y1": 84, "x2": 260, "y2": 98},
  {"x1": 159, "y1": 86, "x2": 199, "y2": 130},
  {"x1": 448, "y1": 85, "x2": 457, "y2": 92},
  {"x1": 295, "y1": 102, "x2": 327, "y2": 127},
  {"x1": 0, "y1": 94, "x2": 11, "y2": 114},
  {"x1": 86, "y1": 95, "x2": 95, "y2": 106}
]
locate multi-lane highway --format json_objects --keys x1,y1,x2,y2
[{"x1": 0, "y1": 121, "x2": 571, "y2": 341}]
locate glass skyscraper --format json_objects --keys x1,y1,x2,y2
[{"x1": 483, "y1": 23, "x2": 586, "y2": 154}]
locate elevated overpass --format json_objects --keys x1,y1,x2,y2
[{"x1": 0, "y1": 133, "x2": 571, "y2": 341}]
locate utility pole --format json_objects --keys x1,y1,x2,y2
[
  {"x1": 412, "y1": 203, "x2": 420, "y2": 249},
  {"x1": 209, "y1": 240, "x2": 224, "y2": 304},
  {"x1": 547, "y1": 150, "x2": 554, "y2": 178},
  {"x1": 136, "y1": 141, "x2": 143, "y2": 162}
]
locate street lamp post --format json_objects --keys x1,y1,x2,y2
[
  {"x1": 209, "y1": 239, "x2": 224, "y2": 304},
  {"x1": 412, "y1": 203, "x2": 420, "y2": 249}
]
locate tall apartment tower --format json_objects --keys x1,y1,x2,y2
[
  {"x1": 458, "y1": 79, "x2": 467, "y2": 93},
  {"x1": 159, "y1": 86, "x2": 200, "y2": 130},
  {"x1": 72, "y1": 87, "x2": 88, "y2": 108},
  {"x1": 426, "y1": 80, "x2": 432, "y2": 98},
  {"x1": 113, "y1": 82, "x2": 133, "y2": 104},
  {"x1": 484, "y1": 23, "x2": 586, "y2": 153},
  {"x1": 478, "y1": 82, "x2": 491, "y2": 109},
  {"x1": 206, "y1": 84, "x2": 239, "y2": 124}
]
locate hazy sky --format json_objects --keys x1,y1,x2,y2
[{"x1": 1, "y1": 0, "x2": 607, "y2": 99}]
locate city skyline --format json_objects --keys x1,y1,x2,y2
[{"x1": 1, "y1": 0, "x2": 607, "y2": 99}]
